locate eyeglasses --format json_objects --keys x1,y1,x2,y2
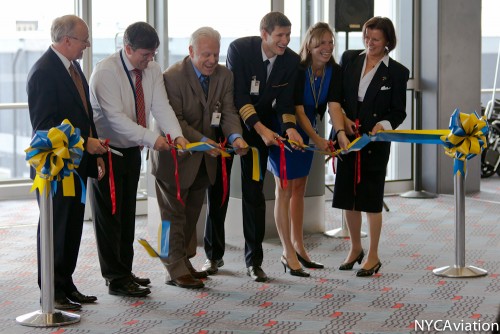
[
  {"x1": 137, "y1": 50, "x2": 158, "y2": 59},
  {"x1": 67, "y1": 35, "x2": 91, "y2": 46}
]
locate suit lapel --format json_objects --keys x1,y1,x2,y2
[
  {"x1": 50, "y1": 49, "x2": 90, "y2": 120},
  {"x1": 363, "y1": 61, "x2": 389, "y2": 106},
  {"x1": 206, "y1": 67, "x2": 219, "y2": 104},
  {"x1": 72, "y1": 61, "x2": 91, "y2": 113},
  {"x1": 185, "y1": 58, "x2": 208, "y2": 107},
  {"x1": 345, "y1": 54, "x2": 364, "y2": 117},
  {"x1": 351, "y1": 55, "x2": 364, "y2": 98}
]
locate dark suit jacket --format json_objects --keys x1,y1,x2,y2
[
  {"x1": 27, "y1": 47, "x2": 98, "y2": 179},
  {"x1": 226, "y1": 36, "x2": 300, "y2": 134},
  {"x1": 150, "y1": 56, "x2": 242, "y2": 189},
  {"x1": 340, "y1": 49, "x2": 409, "y2": 170}
]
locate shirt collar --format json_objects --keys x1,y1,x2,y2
[
  {"x1": 121, "y1": 48, "x2": 135, "y2": 72},
  {"x1": 261, "y1": 48, "x2": 277, "y2": 67},
  {"x1": 192, "y1": 62, "x2": 204, "y2": 79},
  {"x1": 51, "y1": 45, "x2": 72, "y2": 71},
  {"x1": 360, "y1": 49, "x2": 390, "y2": 67}
]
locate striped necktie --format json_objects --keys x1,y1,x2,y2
[{"x1": 132, "y1": 69, "x2": 146, "y2": 128}]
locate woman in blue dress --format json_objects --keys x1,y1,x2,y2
[{"x1": 268, "y1": 22, "x2": 343, "y2": 275}]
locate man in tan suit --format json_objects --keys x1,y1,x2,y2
[{"x1": 150, "y1": 27, "x2": 248, "y2": 289}]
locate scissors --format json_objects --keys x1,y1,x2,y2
[
  {"x1": 274, "y1": 135, "x2": 292, "y2": 152},
  {"x1": 108, "y1": 147, "x2": 123, "y2": 157}
]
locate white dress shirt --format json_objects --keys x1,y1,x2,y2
[
  {"x1": 89, "y1": 49, "x2": 183, "y2": 149},
  {"x1": 358, "y1": 51, "x2": 392, "y2": 130}
]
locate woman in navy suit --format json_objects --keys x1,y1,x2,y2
[{"x1": 332, "y1": 17, "x2": 409, "y2": 276}]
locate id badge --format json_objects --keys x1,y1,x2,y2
[
  {"x1": 250, "y1": 76, "x2": 260, "y2": 95},
  {"x1": 211, "y1": 112, "x2": 221, "y2": 127},
  {"x1": 211, "y1": 101, "x2": 222, "y2": 127}
]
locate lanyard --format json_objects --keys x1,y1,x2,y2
[
  {"x1": 119, "y1": 50, "x2": 140, "y2": 121},
  {"x1": 307, "y1": 66, "x2": 325, "y2": 109}
]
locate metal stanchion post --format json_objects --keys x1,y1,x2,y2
[
  {"x1": 433, "y1": 172, "x2": 487, "y2": 278},
  {"x1": 16, "y1": 191, "x2": 80, "y2": 327},
  {"x1": 324, "y1": 210, "x2": 367, "y2": 238}
]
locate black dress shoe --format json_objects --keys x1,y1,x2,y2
[
  {"x1": 296, "y1": 252, "x2": 324, "y2": 269},
  {"x1": 54, "y1": 297, "x2": 81, "y2": 311},
  {"x1": 189, "y1": 267, "x2": 208, "y2": 279},
  {"x1": 109, "y1": 279, "x2": 151, "y2": 297},
  {"x1": 356, "y1": 261, "x2": 382, "y2": 277},
  {"x1": 281, "y1": 256, "x2": 310, "y2": 277},
  {"x1": 67, "y1": 290, "x2": 97, "y2": 304},
  {"x1": 201, "y1": 259, "x2": 224, "y2": 275},
  {"x1": 131, "y1": 273, "x2": 151, "y2": 287},
  {"x1": 339, "y1": 250, "x2": 365, "y2": 271},
  {"x1": 166, "y1": 274, "x2": 204, "y2": 289},
  {"x1": 247, "y1": 266, "x2": 268, "y2": 282}
]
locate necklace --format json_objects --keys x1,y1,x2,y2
[
  {"x1": 308, "y1": 66, "x2": 325, "y2": 109},
  {"x1": 367, "y1": 55, "x2": 383, "y2": 68}
]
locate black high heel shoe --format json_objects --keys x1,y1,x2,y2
[
  {"x1": 281, "y1": 256, "x2": 310, "y2": 277},
  {"x1": 356, "y1": 261, "x2": 382, "y2": 277},
  {"x1": 296, "y1": 252, "x2": 324, "y2": 269},
  {"x1": 338, "y1": 250, "x2": 365, "y2": 270}
]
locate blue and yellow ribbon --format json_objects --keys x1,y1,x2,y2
[
  {"x1": 174, "y1": 141, "x2": 261, "y2": 181},
  {"x1": 288, "y1": 109, "x2": 488, "y2": 176},
  {"x1": 25, "y1": 119, "x2": 85, "y2": 202},
  {"x1": 440, "y1": 109, "x2": 488, "y2": 175}
]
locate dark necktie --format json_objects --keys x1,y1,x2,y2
[
  {"x1": 69, "y1": 63, "x2": 88, "y2": 115},
  {"x1": 132, "y1": 69, "x2": 147, "y2": 128},
  {"x1": 200, "y1": 75, "x2": 209, "y2": 99},
  {"x1": 263, "y1": 59, "x2": 270, "y2": 84}
]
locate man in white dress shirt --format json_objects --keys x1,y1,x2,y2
[{"x1": 89, "y1": 21, "x2": 188, "y2": 297}]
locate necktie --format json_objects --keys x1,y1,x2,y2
[
  {"x1": 132, "y1": 69, "x2": 147, "y2": 128},
  {"x1": 200, "y1": 75, "x2": 209, "y2": 99},
  {"x1": 69, "y1": 63, "x2": 88, "y2": 114},
  {"x1": 263, "y1": 59, "x2": 270, "y2": 84}
]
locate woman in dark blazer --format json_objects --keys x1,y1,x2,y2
[{"x1": 331, "y1": 16, "x2": 409, "y2": 277}]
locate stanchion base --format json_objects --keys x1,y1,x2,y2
[
  {"x1": 324, "y1": 228, "x2": 367, "y2": 239},
  {"x1": 400, "y1": 190, "x2": 438, "y2": 199},
  {"x1": 16, "y1": 310, "x2": 80, "y2": 327},
  {"x1": 432, "y1": 265, "x2": 488, "y2": 278}
]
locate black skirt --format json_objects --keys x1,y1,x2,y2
[{"x1": 332, "y1": 150, "x2": 386, "y2": 213}]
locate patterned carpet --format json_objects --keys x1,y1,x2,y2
[{"x1": 0, "y1": 176, "x2": 499, "y2": 333}]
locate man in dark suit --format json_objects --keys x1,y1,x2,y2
[
  {"x1": 210, "y1": 11, "x2": 302, "y2": 282},
  {"x1": 151, "y1": 26, "x2": 247, "y2": 289},
  {"x1": 27, "y1": 14, "x2": 108, "y2": 311}
]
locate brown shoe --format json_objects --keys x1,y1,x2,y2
[
  {"x1": 166, "y1": 274, "x2": 204, "y2": 289},
  {"x1": 189, "y1": 267, "x2": 208, "y2": 279}
]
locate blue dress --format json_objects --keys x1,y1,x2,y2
[{"x1": 268, "y1": 63, "x2": 342, "y2": 180}]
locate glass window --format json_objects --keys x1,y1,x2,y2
[
  {"x1": 0, "y1": 0, "x2": 74, "y2": 181},
  {"x1": 90, "y1": 0, "x2": 146, "y2": 67},
  {"x1": 481, "y1": 0, "x2": 500, "y2": 106},
  {"x1": 167, "y1": 0, "x2": 271, "y2": 66},
  {"x1": 284, "y1": 0, "x2": 301, "y2": 52}
]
